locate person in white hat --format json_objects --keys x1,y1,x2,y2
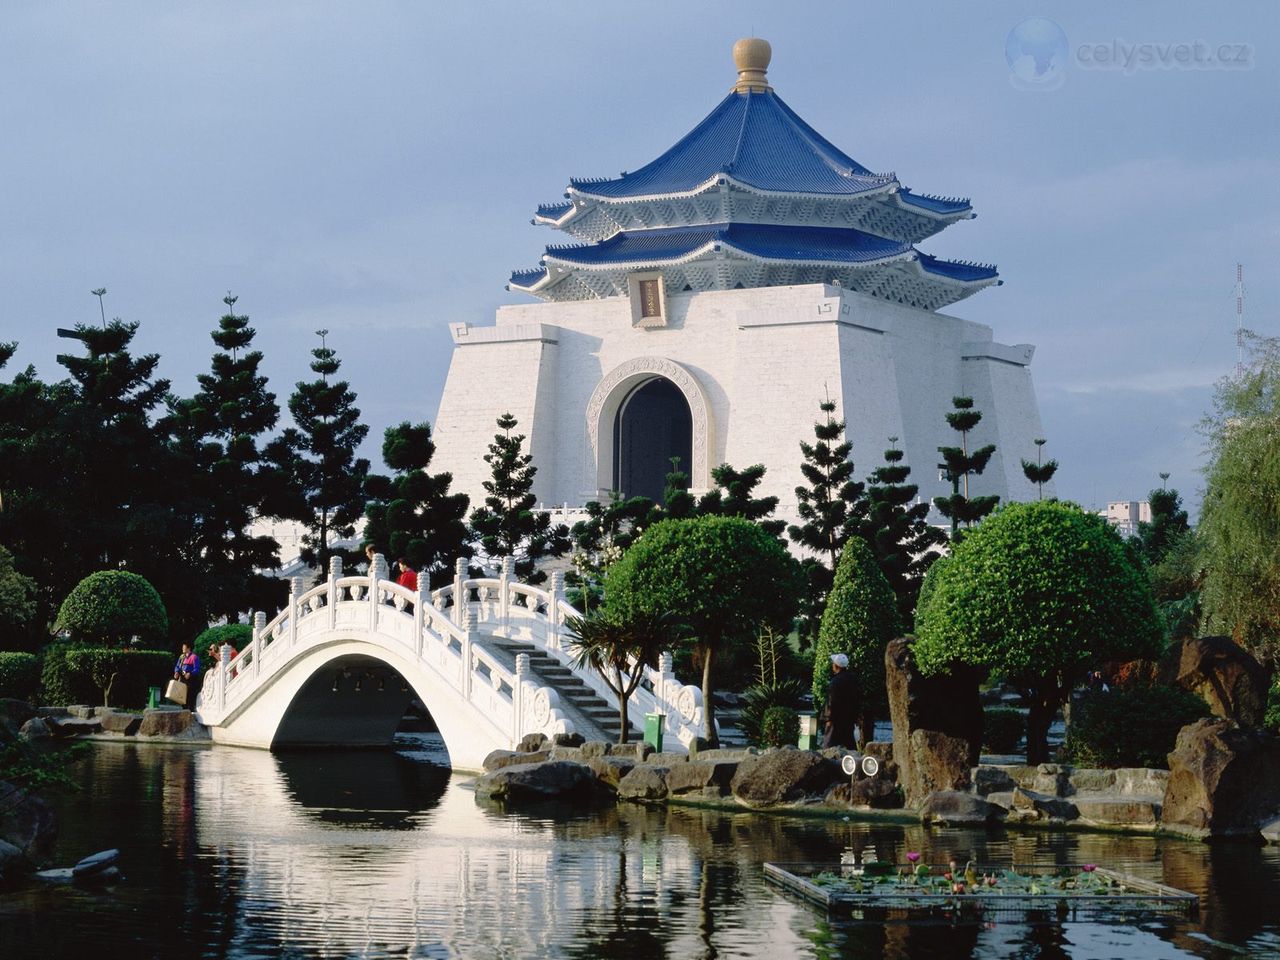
[{"x1": 824, "y1": 652, "x2": 859, "y2": 749}]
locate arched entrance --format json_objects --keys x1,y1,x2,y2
[{"x1": 612, "y1": 377, "x2": 693, "y2": 503}]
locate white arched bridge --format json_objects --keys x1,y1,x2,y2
[{"x1": 196, "y1": 556, "x2": 709, "y2": 771}]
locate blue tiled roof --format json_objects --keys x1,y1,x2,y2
[
  {"x1": 898, "y1": 188, "x2": 972, "y2": 215},
  {"x1": 917, "y1": 253, "x2": 998, "y2": 282},
  {"x1": 535, "y1": 201, "x2": 573, "y2": 220},
  {"x1": 509, "y1": 267, "x2": 549, "y2": 289},
  {"x1": 567, "y1": 90, "x2": 895, "y2": 199},
  {"x1": 544, "y1": 223, "x2": 910, "y2": 267}
]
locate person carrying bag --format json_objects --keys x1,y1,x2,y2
[{"x1": 168, "y1": 642, "x2": 200, "y2": 712}]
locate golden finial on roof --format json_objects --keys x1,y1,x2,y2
[{"x1": 732, "y1": 38, "x2": 772, "y2": 93}]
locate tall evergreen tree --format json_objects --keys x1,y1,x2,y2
[
  {"x1": 934, "y1": 396, "x2": 999, "y2": 536},
  {"x1": 364, "y1": 421, "x2": 471, "y2": 579},
  {"x1": 1021, "y1": 437, "x2": 1058, "y2": 500},
  {"x1": 858, "y1": 438, "x2": 946, "y2": 623},
  {"x1": 1136, "y1": 484, "x2": 1191, "y2": 567},
  {"x1": 162, "y1": 295, "x2": 287, "y2": 621},
  {"x1": 696, "y1": 463, "x2": 786, "y2": 538},
  {"x1": 278, "y1": 330, "x2": 370, "y2": 575},
  {"x1": 789, "y1": 398, "x2": 864, "y2": 572},
  {"x1": 468, "y1": 412, "x2": 569, "y2": 584}
]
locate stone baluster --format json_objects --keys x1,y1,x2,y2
[
  {"x1": 657, "y1": 651, "x2": 675, "y2": 713},
  {"x1": 547, "y1": 570, "x2": 564, "y2": 652},
  {"x1": 499, "y1": 556, "x2": 515, "y2": 637},
  {"x1": 459, "y1": 599, "x2": 473, "y2": 701},
  {"x1": 218, "y1": 642, "x2": 231, "y2": 711},
  {"x1": 253, "y1": 611, "x2": 266, "y2": 679},
  {"x1": 288, "y1": 576, "x2": 304, "y2": 646},
  {"x1": 369, "y1": 554, "x2": 385, "y2": 632},
  {"x1": 515, "y1": 653, "x2": 530, "y2": 741},
  {"x1": 415, "y1": 570, "x2": 431, "y2": 656},
  {"x1": 327, "y1": 556, "x2": 342, "y2": 630},
  {"x1": 453, "y1": 557, "x2": 468, "y2": 627}
]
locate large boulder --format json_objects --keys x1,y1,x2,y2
[
  {"x1": 483, "y1": 749, "x2": 550, "y2": 772},
  {"x1": 666, "y1": 761, "x2": 738, "y2": 798},
  {"x1": 1158, "y1": 636, "x2": 1272, "y2": 728},
  {"x1": 99, "y1": 711, "x2": 142, "y2": 736},
  {"x1": 137, "y1": 709, "x2": 194, "y2": 738},
  {"x1": 729, "y1": 749, "x2": 842, "y2": 807},
  {"x1": 919, "y1": 790, "x2": 1006, "y2": 826},
  {"x1": 616, "y1": 765, "x2": 670, "y2": 802},
  {"x1": 585, "y1": 756, "x2": 636, "y2": 788},
  {"x1": 885, "y1": 638, "x2": 982, "y2": 809},
  {"x1": 18, "y1": 717, "x2": 54, "y2": 741},
  {"x1": 0, "y1": 780, "x2": 56, "y2": 866},
  {"x1": 826, "y1": 776, "x2": 903, "y2": 809},
  {"x1": 473, "y1": 760, "x2": 611, "y2": 805},
  {"x1": 1163, "y1": 718, "x2": 1280, "y2": 839}
]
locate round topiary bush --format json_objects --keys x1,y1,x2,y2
[
  {"x1": 1062, "y1": 683, "x2": 1211, "y2": 769},
  {"x1": 759, "y1": 705, "x2": 801, "y2": 749},
  {"x1": 55, "y1": 571, "x2": 168, "y2": 645},
  {"x1": 0, "y1": 651, "x2": 41, "y2": 702},
  {"x1": 982, "y1": 707, "x2": 1025, "y2": 754},
  {"x1": 195, "y1": 623, "x2": 252, "y2": 653}
]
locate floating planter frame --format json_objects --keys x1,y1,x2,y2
[{"x1": 764, "y1": 862, "x2": 1199, "y2": 920}]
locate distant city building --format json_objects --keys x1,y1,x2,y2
[
  {"x1": 1101, "y1": 500, "x2": 1152, "y2": 539},
  {"x1": 432, "y1": 39, "x2": 1050, "y2": 527}
]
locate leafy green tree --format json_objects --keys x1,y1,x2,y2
[
  {"x1": 857, "y1": 437, "x2": 945, "y2": 623},
  {"x1": 1197, "y1": 332, "x2": 1280, "y2": 665},
  {"x1": 813, "y1": 537, "x2": 903, "y2": 746},
  {"x1": 364, "y1": 421, "x2": 471, "y2": 578},
  {"x1": 55, "y1": 570, "x2": 169, "y2": 646},
  {"x1": 1136, "y1": 485, "x2": 1191, "y2": 567},
  {"x1": 565, "y1": 610, "x2": 679, "y2": 743},
  {"x1": 1020, "y1": 438, "x2": 1058, "y2": 500},
  {"x1": 469, "y1": 412, "x2": 569, "y2": 584},
  {"x1": 914, "y1": 500, "x2": 1163, "y2": 764},
  {"x1": 0, "y1": 544, "x2": 36, "y2": 641},
  {"x1": 277, "y1": 330, "x2": 370, "y2": 575},
  {"x1": 566, "y1": 492, "x2": 653, "y2": 612},
  {"x1": 603, "y1": 516, "x2": 803, "y2": 744},
  {"x1": 162, "y1": 295, "x2": 288, "y2": 621},
  {"x1": 934, "y1": 396, "x2": 999, "y2": 536}
]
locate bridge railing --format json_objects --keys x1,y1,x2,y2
[
  {"x1": 435, "y1": 557, "x2": 708, "y2": 750},
  {"x1": 197, "y1": 555, "x2": 572, "y2": 750}
]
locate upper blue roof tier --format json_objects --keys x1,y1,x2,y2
[{"x1": 565, "y1": 89, "x2": 944, "y2": 203}]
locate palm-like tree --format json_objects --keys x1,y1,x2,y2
[{"x1": 566, "y1": 611, "x2": 680, "y2": 743}]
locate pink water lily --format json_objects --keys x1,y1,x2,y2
[
  {"x1": 1082, "y1": 864, "x2": 1097, "y2": 873},
  {"x1": 906, "y1": 852, "x2": 920, "y2": 863}
]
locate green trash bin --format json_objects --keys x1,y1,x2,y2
[
  {"x1": 147, "y1": 686, "x2": 161, "y2": 710},
  {"x1": 644, "y1": 712, "x2": 665, "y2": 753}
]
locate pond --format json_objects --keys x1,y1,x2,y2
[{"x1": 2, "y1": 735, "x2": 1278, "y2": 959}]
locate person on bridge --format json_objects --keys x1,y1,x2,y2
[
  {"x1": 823, "y1": 652, "x2": 859, "y2": 749},
  {"x1": 395, "y1": 558, "x2": 417, "y2": 590}
]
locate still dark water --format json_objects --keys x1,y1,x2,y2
[{"x1": 3, "y1": 736, "x2": 1280, "y2": 959}]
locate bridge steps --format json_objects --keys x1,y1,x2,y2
[{"x1": 478, "y1": 636, "x2": 641, "y2": 743}]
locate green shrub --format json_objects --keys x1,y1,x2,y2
[
  {"x1": 1265, "y1": 682, "x2": 1280, "y2": 734},
  {"x1": 55, "y1": 570, "x2": 168, "y2": 645},
  {"x1": 195, "y1": 623, "x2": 252, "y2": 653},
  {"x1": 760, "y1": 705, "x2": 801, "y2": 749},
  {"x1": 982, "y1": 707, "x2": 1025, "y2": 754},
  {"x1": 41, "y1": 645, "x2": 172, "y2": 707},
  {"x1": 0, "y1": 651, "x2": 40, "y2": 701},
  {"x1": 1062, "y1": 683, "x2": 1211, "y2": 769}
]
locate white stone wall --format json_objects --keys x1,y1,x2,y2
[{"x1": 431, "y1": 283, "x2": 1048, "y2": 531}]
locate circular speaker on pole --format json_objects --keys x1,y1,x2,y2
[
  {"x1": 861, "y1": 755, "x2": 880, "y2": 778},
  {"x1": 840, "y1": 754, "x2": 859, "y2": 776}
]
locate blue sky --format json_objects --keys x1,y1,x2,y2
[{"x1": 2, "y1": 1, "x2": 1276, "y2": 516}]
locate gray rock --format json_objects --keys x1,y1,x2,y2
[
  {"x1": 609, "y1": 741, "x2": 655, "y2": 761},
  {"x1": 0, "y1": 780, "x2": 56, "y2": 863},
  {"x1": 1163, "y1": 718, "x2": 1280, "y2": 839},
  {"x1": 688, "y1": 747, "x2": 754, "y2": 763},
  {"x1": 986, "y1": 791, "x2": 1016, "y2": 810},
  {"x1": 1261, "y1": 815, "x2": 1280, "y2": 844},
  {"x1": 971, "y1": 766, "x2": 1017, "y2": 796},
  {"x1": 826, "y1": 777, "x2": 903, "y2": 809},
  {"x1": 18, "y1": 718, "x2": 53, "y2": 741},
  {"x1": 52, "y1": 717, "x2": 103, "y2": 736},
  {"x1": 137, "y1": 709, "x2": 194, "y2": 738},
  {"x1": 730, "y1": 749, "x2": 842, "y2": 807},
  {"x1": 647, "y1": 751, "x2": 688, "y2": 765},
  {"x1": 1115, "y1": 767, "x2": 1169, "y2": 796},
  {"x1": 473, "y1": 760, "x2": 611, "y2": 804},
  {"x1": 580, "y1": 740, "x2": 611, "y2": 759},
  {"x1": 66, "y1": 705, "x2": 95, "y2": 720},
  {"x1": 518, "y1": 733, "x2": 549, "y2": 753},
  {"x1": 1032, "y1": 763, "x2": 1069, "y2": 797},
  {"x1": 98, "y1": 712, "x2": 141, "y2": 736},
  {"x1": 666, "y1": 761, "x2": 738, "y2": 797},
  {"x1": 482, "y1": 749, "x2": 550, "y2": 772},
  {"x1": 548, "y1": 745, "x2": 583, "y2": 761},
  {"x1": 36, "y1": 707, "x2": 69, "y2": 718},
  {"x1": 919, "y1": 790, "x2": 1006, "y2": 826},
  {"x1": 617, "y1": 765, "x2": 670, "y2": 802},
  {"x1": 865, "y1": 741, "x2": 893, "y2": 762},
  {"x1": 1012, "y1": 787, "x2": 1079, "y2": 821},
  {"x1": 1067, "y1": 768, "x2": 1116, "y2": 795},
  {"x1": 1159, "y1": 635, "x2": 1272, "y2": 727},
  {"x1": 585, "y1": 756, "x2": 636, "y2": 788},
  {"x1": 1073, "y1": 797, "x2": 1159, "y2": 826},
  {"x1": 551, "y1": 732, "x2": 585, "y2": 748}
]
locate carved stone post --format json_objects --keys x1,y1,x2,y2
[
  {"x1": 369, "y1": 554, "x2": 385, "y2": 633},
  {"x1": 547, "y1": 570, "x2": 564, "y2": 652},
  {"x1": 327, "y1": 556, "x2": 342, "y2": 630},
  {"x1": 515, "y1": 652, "x2": 530, "y2": 741},
  {"x1": 288, "y1": 576, "x2": 304, "y2": 647},
  {"x1": 499, "y1": 556, "x2": 515, "y2": 637},
  {"x1": 415, "y1": 570, "x2": 430, "y2": 656},
  {"x1": 460, "y1": 600, "x2": 473, "y2": 701},
  {"x1": 453, "y1": 557, "x2": 468, "y2": 628},
  {"x1": 253, "y1": 611, "x2": 266, "y2": 679},
  {"x1": 218, "y1": 643, "x2": 232, "y2": 711}
]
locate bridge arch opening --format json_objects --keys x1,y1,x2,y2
[{"x1": 612, "y1": 376, "x2": 692, "y2": 503}]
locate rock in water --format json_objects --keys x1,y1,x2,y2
[
  {"x1": 473, "y1": 760, "x2": 611, "y2": 805},
  {"x1": 919, "y1": 791, "x2": 1006, "y2": 826},
  {"x1": 1163, "y1": 718, "x2": 1280, "y2": 840},
  {"x1": 72, "y1": 848, "x2": 120, "y2": 877},
  {"x1": 0, "y1": 780, "x2": 57, "y2": 863},
  {"x1": 729, "y1": 749, "x2": 841, "y2": 806},
  {"x1": 137, "y1": 709, "x2": 194, "y2": 738}
]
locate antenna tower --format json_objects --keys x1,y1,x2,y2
[{"x1": 1234, "y1": 262, "x2": 1245, "y2": 375}]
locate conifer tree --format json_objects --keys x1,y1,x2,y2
[
  {"x1": 858, "y1": 437, "x2": 946, "y2": 622},
  {"x1": 364, "y1": 421, "x2": 471, "y2": 579},
  {"x1": 1020, "y1": 438, "x2": 1058, "y2": 500},
  {"x1": 934, "y1": 396, "x2": 999, "y2": 536},
  {"x1": 1136, "y1": 484, "x2": 1190, "y2": 567},
  {"x1": 697, "y1": 463, "x2": 786, "y2": 539},
  {"x1": 468, "y1": 412, "x2": 569, "y2": 584},
  {"x1": 278, "y1": 330, "x2": 370, "y2": 575},
  {"x1": 163, "y1": 295, "x2": 287, "y2": 621}
]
